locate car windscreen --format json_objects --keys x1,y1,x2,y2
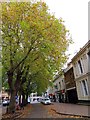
[{"x1": 44, "y1": 99, "x2": 50, "y2": 101}]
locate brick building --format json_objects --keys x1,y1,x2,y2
[{"x1": 64, "y1": 62, "x2": 78, "y2": 103}]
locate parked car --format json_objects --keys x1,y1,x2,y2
[
  {"x1": 2, "y1": 99, "x2": 10, "y2": 106},
  {"x1": 41, "y1": 97, "x2": 51, "y2": 105}
]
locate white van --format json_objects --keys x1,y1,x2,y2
[{"x1": 30, "y1": 96, "x2": 42, "y2": 104}]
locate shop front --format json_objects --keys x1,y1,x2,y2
[{"x1": 55, "y1": 89, "x2": 65, "y2": 103}]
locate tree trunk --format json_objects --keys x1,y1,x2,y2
[
  {"x1": 19, "y1": 94, "x2": 21, "y2": 106},
  {"x1": 7, "y1": 71, "x2": 16, "y2": 113},
  {"x1": 22, "y1": 93, "x2": 26, "y2": 106},
  {"x1": 8, "y1": 90, "x2": 16, "y2": 113},
  {"x1": 26, "y1": 92, "x2": 28, "y2": 105}
]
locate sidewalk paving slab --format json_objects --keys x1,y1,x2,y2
[{"x1": 52, "y1": 103, "x2": 90, "y2": 117}]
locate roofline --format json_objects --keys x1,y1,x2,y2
[
  {"x1": 63, "y1": 62, "x2": 73, "y2": 73},
  {"x1": 53, "y1": 74, "x2": 64, "y2": 82},
  {"x1": 72, "y1": 40, "x2": 90, "y2": 62}
]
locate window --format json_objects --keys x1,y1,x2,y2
[
  {"x1": 87, "y1": 51, "x2": 90, "y2": 68},
  {"x1": 88, "y1": 53, "x2": 90, "y2": 63},
  {"x1": 78, "y1": 60, "x2": 83, "y2": 73},
  {"x1": 54, "y1": 84, "x2": 58, "y2": 89},
  {"x1": 81, "y1": 79, "x2": 89, "y2": 96},
  {"x1": 74, "y1": 63, "x2": 78, "y2": 77},
  {"x1": 59, "y1": 82, "x2": 61, "y2": 89},
  {"x1": 87, "y1": 50, "x2": 90, "y2": 56}
]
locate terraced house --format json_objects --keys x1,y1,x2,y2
[
  {"x1": 53, "y1": 75, "x2": 66, "y2": 103},
  {"x1": 64, "y1": 62, "x2": 78, "y2": 103},
  {"x1": 72, "y1": 40, "x2": 90, "y2": 103},
  {"x1": 46, "y1": 74, "x2": 66, "y2": 103}
]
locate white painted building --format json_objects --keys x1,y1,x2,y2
[
  {"x1": 53, "y1": 75, "x2": 65, "y2": 93},
  {"x1": 72, "y1": 40, "x2": 90, "y2": 102},
  {"x1": 29, "y1": 92, "x2": 42, "y2": 103},
  {"x1": 46, "y1": 86, "x2": 54, "y2": 96},
  {"x1": 46, "y1": 75, "x2": 66, "y2": 102}
]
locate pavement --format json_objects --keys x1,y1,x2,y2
[
  {"x1": 1, "y1": 102, "x2": 90, "y2": 118},
  {"x1": 0, "y1": 105, "x2": 7, "y2": 118},
  {"x1": 52, "y1": 102, "x2": 90, "y2": 117},
  {"x1": 2, "y1": 106, "x2": 7, "y2": 115},
  {"x1": 0, "y1": 105, "x2": 2, "y2": 120}
]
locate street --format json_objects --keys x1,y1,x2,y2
[
  {"x1": 22, "y1": 103, "x2": 88, "y2": 118},
  {"x1": 2, "y1": 102, "x2": 90, "y2": 119},
  {"x1": 23, "y1": 103, "x2": 53, "y2": 118}
]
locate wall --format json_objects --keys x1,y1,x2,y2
[{"x1": 72, "y1": 42, "x2": 90, "y2": 101}]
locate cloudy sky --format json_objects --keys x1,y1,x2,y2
[
  {"x1": 44, "y1": 0, "x2": 89, "y2": 62},
  {"x1": 1, "y1": 0, "x2": 89, "y2": 62}
]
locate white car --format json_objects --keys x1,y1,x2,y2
[
  {"x1": 3, "y1": 99, "x2": 10, "y2": 106},
  {"x1": 41, "y1": 98, "x2": 51, "y2": 105}
]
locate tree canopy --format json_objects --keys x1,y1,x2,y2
[{"x1": 1, "y1": 1, "x2": 72, "y2": 112}]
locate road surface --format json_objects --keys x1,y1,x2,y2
[
  {"x1": 22, "y1": 103, "x2": 88, "y2": 119},
  {"x1": 25, "y1": 103, "x2": 52, "y2": 118}
]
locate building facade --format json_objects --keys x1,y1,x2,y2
[
  {"x1": 53, "y1": 75, "x2": 66, "y2": 102},
  {"x1": 64, "y1": 63, "x2": 78, "y2": 103},
  {"x1": 29, "y1": 92, "x2": 42, "y2": 103},
  {"x1": 47, "y1": 75, "x2": 66, "y2": 102},
  {"x1": 72, "y1": 40, "x2": 90, "y2": 103},
  {"x1": 2, "y1": 87, "x2": 10, "y2": 100}
]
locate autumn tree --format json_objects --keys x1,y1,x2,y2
[{"x1": 1, "y1": 1, "x2": 71, "y2": 113}]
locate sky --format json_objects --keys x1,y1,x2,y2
[
  {"x1": 44, "y1": 0, "x2": 89, "y2": 62},
  {"x1": 1, "y1": 0, "x2": 89, "y2": 62}
]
